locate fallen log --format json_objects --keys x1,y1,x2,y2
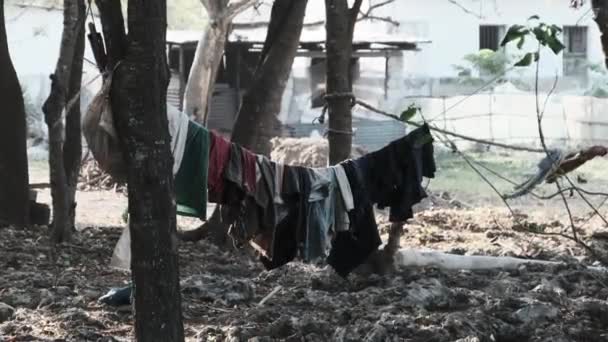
[{"x1": 394, "y1": 248, "x2": 606, "y2": 272}]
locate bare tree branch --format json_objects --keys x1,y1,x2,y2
[
  {"x1": 457, "y1": 146, "x2": 518, "y2": 217},
  {"x1": 563, "y1": 174, "x2": 608, "y2": 226},
  {"x1": 350, "y1": 0, "x2": 364, "y2": 24},
  {"x1": 226, "y1": 0, "x2": 259, "y2": 20},
  {"x1": 470, "y1": 158, "x2": 608, "y2": 202},
  {"x1": 233, "y1": 19, "x2": 325, "y2": 29},
  {"x1": 233, "y1": 0, "x2": 399, "y2": 30},
  {"x1": 358, "y1": 14, "x2": 399, "y2": 26},
  {"x1": 448, "y1": 0, "x2": 483, "y2": 19},
  {"x1": 358, "y1": 0, "x2": 399, "y2": 27},
  {"x1": 532, "y1": 52, "x2": 608, "y2": 265},
  {"x1": 367, "y1": 0, "x2": 394, "y2": 12}
]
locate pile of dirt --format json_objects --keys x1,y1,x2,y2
[
  {"x1": 270, "y1": 137, "x2": 367, "y2": 167},
  {"x1": 399, "y1": 208, "x2": 608, "y2": 262},
  {"x1": 1, "y1": 211, "x2": 607, "y2": 341},
  {"x1": 78, "y1": 155, "x2": 125, "y2": 193}
]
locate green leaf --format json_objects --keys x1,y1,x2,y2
[
  {"x1": 546, "y1": 35, "x2": 565, "y2": 54},
  {"x1": 514, "y1": 52, "x2": 535, "y2": 67},
  {"x1": 400, "y1": 104, "x2": 420, "y2": 121},
  {"x1": 528, "y1": 15, "x2": 540, "y2": 20},
  {"x1": 533, "y1": 26, "x2": 548, "y2": 45},
  {"x1": 517, "y1": 36, "x2": 525, "y2": 49},
  {"x1": 501, "y1": 25, "x2": 528, "y2": 47}
]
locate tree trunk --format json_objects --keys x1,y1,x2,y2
[
  {"x1": 324, "y1": 0, "x2": 359, "y2": 165},
  {"x1": 231, "y1": 0, "x2": 308, "y2": 155},
  {"x1": 42, "y1": 0, "x2": 84, "y2": 243},
  {"x1": 95, "y1": 0, "x2": 127, "y2": 71},
  {"x1": 0, "y1": 0, "x2": 30, "y2": 226},
  {"x1": 181, "y1": 0, "x2": 308, "y2": 245},
  {"x1": 63, "y1": 0, "x2": 86, "y2": 232},
  {"x1": 183, "y1": 0, "x2": 258, "y2": 124},
  {"x1": 325, "y1": 0, "x2": 406, "y2": 271},
  {"x1": 111, "y1": 0, "x2": 185, "y2": 340},
  {"x1": 182, "y1": 17, "x2": 230, "y2": 124},
  {"x1": 593, "y1": 0, "x2": 608, "y2": 68}
]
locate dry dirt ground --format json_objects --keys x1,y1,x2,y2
[
  {"x1": 2, "y1": 151, "x2": 608, "y2": 341},
  {"x1": 2, "y1": 197, "x2": 608, "y2": 341}
]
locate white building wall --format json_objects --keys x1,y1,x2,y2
[
  {"x1": 5, "y1": 4, "x2": 102, "y2": 108},
  {"x1": 362, "y1": 0, "x2": 605, "y2": 78}
]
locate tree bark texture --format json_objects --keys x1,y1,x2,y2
[
  {"x1": 42, "y1": 0, "x2": 85, "y2": 243},
  {"x1": 94, "y1": 0, "x2": 127, "y2": 71},
  {"x1": 63, "y1": 0, "x2": 86, "y2": 232},
  {"x1": 182, "y1": 0, "x2": 257, "y2": 124},
  {"x1": 0, "y1": 0, "x2": 30, "y2": 226},
  {"x1": 231, "y1": 0, "x2": 308, "y2": 155},
  {"x1": 182, "y1": 0, "x2": 308, "y2": 245},
  {"x1": 325, "y1": 0, "x2": 356, "y2": 165},
  {"x1": 593, "y1": 0, "x2": 608, "y2": 68},
  {"x1": 183, "y1": 19, "x2": 230, "y2": 124},
  {"x1": 110, "y1": 0, "x2": 185, "y2": 340}
]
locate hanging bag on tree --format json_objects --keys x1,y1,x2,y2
[{"x1": 82, "y1": 74, "x2": 127, "y2": 180}]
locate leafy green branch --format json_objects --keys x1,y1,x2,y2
[{"x1": 501, "y1": 16, "x2": 566, "y2": 67}]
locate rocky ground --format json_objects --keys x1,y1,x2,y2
[
  {"x1": 7, "y1": 143, "x2": 607, "y2": 341},
  {"x1": 1, "y1": 206, "x2": 608, "y2": 342}
]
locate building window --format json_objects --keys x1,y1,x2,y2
[
  {"x1": 479, "y1": 25, "x2": 505, "y2": 51},
  {"x1": 564, "y1": 26, "x2": 587, "y2": 54},
  {"x1": 563, "y1": 26, "x2": 587, "y2": 76}
]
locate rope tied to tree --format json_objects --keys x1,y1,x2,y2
[{"x1": 313, "y1": 91, "x2": 356, "y2": 125}]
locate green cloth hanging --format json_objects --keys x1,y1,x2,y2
[{"x1": 174, "y1": 120, "x2": 210, "y2": 219}]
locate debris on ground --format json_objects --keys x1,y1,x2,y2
[
  {"x1": 78, "y1": 154, "x2": 126, "y2": 193},
  {"x1": 1, "y1": 207, "x2": 607, "y2": 341}
]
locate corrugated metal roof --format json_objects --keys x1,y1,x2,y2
[
  {"x1": 167, "y1": 27, "x2": 428, "y2": 48},
  {"x1": 167, "y1": 30, "x2": 201, "y2": 45},
  {"x1": 167, "y1": 0, "x2": 429, "y2": 46}
]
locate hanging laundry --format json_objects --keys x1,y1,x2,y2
[
  {"x1": 327, "y1": 159, "x2": 381, "y2": 277},
  {"x1": 167, "y1": 105, "x2": 190, "y2": 176},
  {"x1": 331, "y1": 165, "x2": 354, "y2": 232},
  {"x1": 255, "y1": 156, "x2": 277, "y2": 229},
  {"x1": 259, "y1": 165, "x2": 310, "y2": 269},
  {"x1": 226, "y1": 125, "x2": 436, "y2": 277},
  {"x1": 225, "y1": 143, "x2": 244, "y2": 187},
  {"x1": 255, "y1": 165, "x2": 349, "y2": 266},
  {"x1": 305, "y1": 166, "x2": 354, "y2": 261},
  {"x1": 242, "y1": 148, "x2": 258, "y2": 195},
  {"x1": 174, "y1": 120, "x2": 210, "y2": 219},
  {"x1": 110, "y1": 106, "x2": 210, "y2": 271},
  {"x1": 247, "y1": 160, "x2": 285, "y2": 257},
  {"x1": 327, "y1": 124, "x2": 436, "y2": 276},
  {"x1": 302, "y1": 169, "x2": 333, "y2": 261},
  {"x1": 359, "y1": 123, "x2": 436, "y2": 222},
  {"x1": 208, "y1": 131, "x2": 232, "y2": 202},
  {"x1": 230, "y1": 155, "x2": 277, "y2": 248},
  {"x1": 274, "y1": 163, "x2": 285, "y2": 204}
]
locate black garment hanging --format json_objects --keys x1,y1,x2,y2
[{"x1": 327, "y1": 159, "x2": 382, "y2": 277}]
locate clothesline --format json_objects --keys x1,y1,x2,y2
[{"x1": 109, "y1": 112, "x2": 437, "y2": 278}]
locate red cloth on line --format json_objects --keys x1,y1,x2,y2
[{"x1": 208, "y1": 131, "x2": 231, "y2": 202}]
